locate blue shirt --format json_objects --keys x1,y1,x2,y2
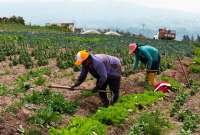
[{"x1": 78, "y1": 54, "x2": 121, "y2": 88}]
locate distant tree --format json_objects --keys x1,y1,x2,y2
[
  {"x1": 182, "y1": 35, "x2": 190, "y2": 41},
  {"x1": 0, "y1": 16, "x2": 25, "y2": 25},
  {"x1": 196, "y1": 35, "x2": 200, "y2": 43},
  {"x1": 191, "y1": 35, "x2": 194, "y2": 41}
]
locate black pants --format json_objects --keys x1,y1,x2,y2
[{"x1": 97, "y1": 78, "x2": 121, "y2": 107}]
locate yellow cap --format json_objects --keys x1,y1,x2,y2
[{"x1": 75, "y1": 50, "x2": 89, "y2": 66}]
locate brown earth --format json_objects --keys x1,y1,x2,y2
[{"x1": 0, "y1": 56, "x2": 199, "y2": 135}]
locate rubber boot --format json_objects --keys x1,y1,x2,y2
[{"x1": 146, "y1": 72, "x2": 157, "y2": 86}]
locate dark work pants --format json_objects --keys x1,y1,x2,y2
[
  {"x1": 150, "y1": 54, "x2": 161, "y2": 71},
  {"x1": 97, "y1": 78, "x2": 121, "y2": 107}
]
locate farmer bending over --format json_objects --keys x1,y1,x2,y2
[
  {"x1": 129, "y1": 43, "x2": 161, "y2": 86},
  {"x1": 71, "y1": 50, "x2": 122, "y2": 107}
]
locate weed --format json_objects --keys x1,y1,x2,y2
[
  {"x1": 24, "y1": 128, "x2": 43, "y2": 135},
  {"x1": 81, "y1": 90, "x2": 95, "y2": 97},
  {"x1": 0, "y1": 84, "x2": 7, "y2": 96},
  {"x1": 5, "y1": 100, "x2": 24, "y2": 114},
  {"x1": 34, "y1": 76, "x2": 46, "y2": 86}
]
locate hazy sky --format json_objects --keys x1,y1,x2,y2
[{"x1": 0, "y1": 0, "x2": 200, "y2": 30}]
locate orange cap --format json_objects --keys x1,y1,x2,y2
[{"x1": 74, "y1": 50, "x2": 89, "y2": 66}]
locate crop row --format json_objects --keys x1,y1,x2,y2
[
  {"x1": 50, "y1": 91, "x2": 164, "y2": 135},
  {"x1": 0, "y1": 32, "x2": 193, "y2": 75}
]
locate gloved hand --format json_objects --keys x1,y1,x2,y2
[
  {"x1": 69, "y1": 85, "x2": 76, "y2": 90},
  {"x1": 70, "y1": 80, "x2": 82, "y2": 90}
]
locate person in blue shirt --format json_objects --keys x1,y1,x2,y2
[{"x1": 71, "y1": 50, "x2": 122, "y2": 107}]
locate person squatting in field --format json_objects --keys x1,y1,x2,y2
[
  {"x1": 129, "y1": 43, "x2": 161, "y2": 86},
  {"x1": 71, "y1": 50, "x2": 122, "y2": 107}
]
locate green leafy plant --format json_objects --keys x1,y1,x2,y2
[
  {"x1": 193, "y1": 57, "x2": 200, "y2": 65},
  {"x1": 19, "y1": 47, "x2": 33, "y2": 69},
  {"x1": 0, "y1": 84, "x2": 7, "y2": 96},
  {"x1": 190, "y1": 64, "x2": 200, "y2": 73},
  {"x1": 48, "y1": 93, "x2": 79, "y2": 114},
  {"x1": 128, "y1": 110, "x2": 170, "y2": 135},
  {"x1": 28, "y1": 107, "x2": 61, "y2": 127},
  {"x1": 93, "y1": 92, "x2": 164, "y2": 125},
  {"x1": 49, "y1": 116, "x2": 106, "y2": 135},
  {"x1": 34, "y1": 76, "x2": 46, "y2": 86},
  {"x1": 170, "y1": 92, "x2": 189, "y2": 116},
  {"x1": 29, "y1": 67, "x2": 51, "y2": 77},
  {"x1": 24, "y1": 89, "x2": 78, "y2": 114},
  {"x1": 178, "y1": 109, "x2": 199, "y2": 133}
]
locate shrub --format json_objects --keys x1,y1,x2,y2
[{"x1": 49, "y1": 116, "x2": 106, "y2": 135}]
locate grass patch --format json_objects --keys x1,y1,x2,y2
[
  {"x1": 49, "y1": 116, "x2": 106, "y2": 135},
  {"x1": 128, "y1": 110, "x2": 170, "y2": 135}
]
